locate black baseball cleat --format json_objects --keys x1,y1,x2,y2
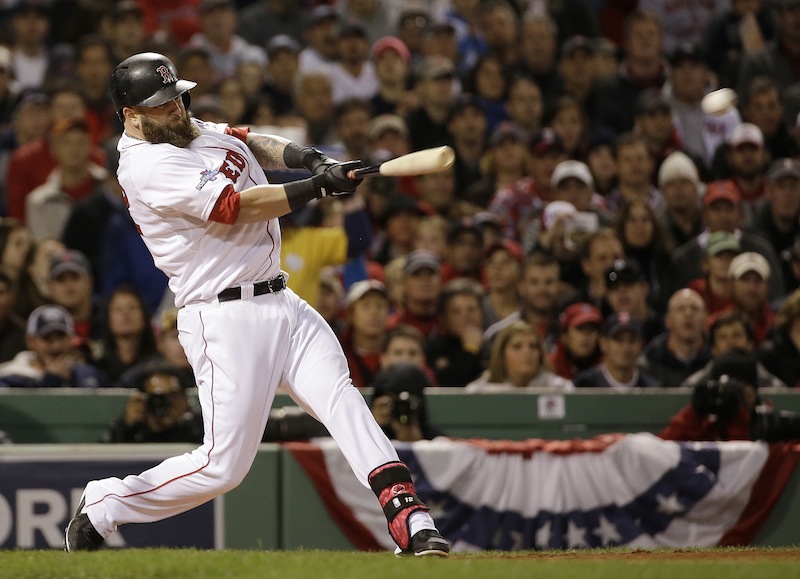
[
  {"x1": 395, "y1": 529, "x2": 451, "y2": 558},
  {"x1": 64, "y1": 496, "x2": 104, "y2": 552}
]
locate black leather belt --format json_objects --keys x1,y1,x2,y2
[{"x1": 218, "y1": 276, "x2": 286, "y2": 302}]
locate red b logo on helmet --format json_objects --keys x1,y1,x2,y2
[{"x1": 155, "y1": 65, "x2": 176, "y2": 85}]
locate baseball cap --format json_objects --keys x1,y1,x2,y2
[
  {"x1": 728, "y1": 252, "x2": 770, "y2": 280},
  {"x1": 710, "y1": 349, "x2": 759, "y2": 388},
  {"x1": 488, "y1": 122, "x2": 527, "y2": 147},
  {"x1": 703, "y1": 180, "x2": 741, "y2": 206},
  {"x1": 371, "y1": 36, "x2": 411, "y2": 64},
  {"x1": 345, "y1": 279, "x2": 388, "y2": 307},
  {"x1": 417, "y1": 56, "x2": 456, "y2": 81},
  {"x1": 530, "y1": 128, "x2": 564, "y2": 156},
  {"x1": 368, "y1": 114, "x2": 409, "y2": 141},
  {"x1": 706, "y1": 231, "x2": 741, "y2": 256},
  {"x1": 605, "y1": 259, "x2": 645, "y2": 287},
  {"x1": 669, "y1": 43, "x2": 703, "y2": 67},
  {"x1": 447, "y1": 217, "x2": 484, "y2": 244},
  {"x1": 727, "y1": 122, "x2": 764, "y2": 147},
  {"x1": 635, "y1": 89, "x2": 671, "y2": 116},
  {"x1": 50, "y1": 250, "x2": 91, "y2": 279},
  {"x1": 485, "y1": 239, "x2": 523, "y2": 262},
  {"x1": 551, "y1": 160, "x2": 594, "y2": 189},
  {"x1": 561, "y1": 302, "x2": 602, "y2": 331},
  {"x1": 561, "y1": 35, "x2": 595, "y2": 58},
  {"x1": 403, "y1": 249, "x2": 441, "y2": 275},
  {"x1": 266, "y1": 35, "x2": 301, "y2": 58},
  {"x1": 658, "y1": 151, "x2": 700, "y2": 187},
  {"x1": 766, "y1": 157, "x2": 800, "y2": 181},
  {"x1": 601, "y1": 311, "x2": 643, "y2": 338},
  {"x1": 26, "y1": 305, "x2": 75, "y2": 337}
]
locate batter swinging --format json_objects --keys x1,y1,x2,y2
[{"x1": 64, "y1": 53, "x2": 449, "y2": 557}]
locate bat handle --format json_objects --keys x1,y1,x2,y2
[{"x1": 350, "y1": 166, "x2": 380, "y2": 179}]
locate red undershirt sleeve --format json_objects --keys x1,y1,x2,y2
[
  {"x1": 224, "y1": 126, "x2": 250, "y2": 142},
  {"x1": 209, "y1": 184, "x2": 241, "y2": 224}
]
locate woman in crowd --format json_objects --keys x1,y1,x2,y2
[{"x1": 466, "y1": 320, "x2": 574, "y2": 391}]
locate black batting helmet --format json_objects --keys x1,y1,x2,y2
[{"x1": 109, "y1": 52, "x2": 196, "y2": 120}]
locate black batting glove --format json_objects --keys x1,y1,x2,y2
[
  {"x1": 313, "y1": 160, "x2": 363, "y2": 197},
  {"x1": 283, "y1": 143, "x2": 337, "y2": 175}
]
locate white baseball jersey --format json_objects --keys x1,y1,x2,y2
[{"x1": 117, "y1": 119, "x2": 282, "y2": 308}]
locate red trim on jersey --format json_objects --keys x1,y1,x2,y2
[
  {"x1": 224, "y1": 126, "x2": 250, "y2": 142},
  {"x1": 209, "y1": 184, "x2": 241, "y2": 224},
  {"x1": 86, "y1": 311, "x2": 214, "y2": 511}
]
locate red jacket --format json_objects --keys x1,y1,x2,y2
[{"x1": 659, "y1": 404, "x2": 751, "y2": 442}]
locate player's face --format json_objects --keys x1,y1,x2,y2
[{"x1": 136, "y1": 97, "x2": 200, "y2": 148}]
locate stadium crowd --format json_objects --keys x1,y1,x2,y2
[{"x1": 1, "y1": 0, "x2": 800, "y2": 441}]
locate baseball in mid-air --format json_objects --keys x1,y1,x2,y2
[{"x1": 701, "y1": 88, "x2": 737, "y2": 115}]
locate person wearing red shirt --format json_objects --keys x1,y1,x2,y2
[
  {"x1": 340, "y1": 280, "x2": 390, "y2": 389},
  {"x1": 387, "y1": 250, "x2": 442, "y2": 340}
]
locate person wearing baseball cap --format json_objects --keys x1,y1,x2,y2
[
  {"x1": 483, "y1": 240, "x2": 523, "y2": 327},
  {"x1": 603, "y1": 258, "x2": 662, "y2": 343},
  {"x1": 47, "y1": 250, "x2": 103, "y2": 343},
  {"x1": 573, "y1": 311, "x2": 660, "y2": 388},
  {"x1": 548, "y1": 302, "x2": 603, "y2": 380},
  {"x1": 725, "y1": 252, "x2": 776, "y2": 344},
  {"x1": 370, "y1": 37, "x2": 412, "y2": 119},
  {"x1": 0, "y1": 304, "x2": 110, "y2": 388},
  {"x1": 657, "y1": 151, "x2": 703, "y2": 247},
  {"x1": 442, "y1": 217, "x2": 484, "y2": 283},
  {"x1": 750, "y1": 158, "x2": 800, "y2": 274},
  {"x1": 527, "y1": 128, "x2": 568, "y2": 204},
  {"x1": 724, "y1": 122, "x2": 769, "y2": 219},
  {"x1": 388, "y1": 250, "x2": 442, "y2": 339},
  {"x1": 340, "y1": 280, "x2": 390, "y2": 389},
  {"x1": 687, "y1": 231, "x2": 740, "y2": 315}
]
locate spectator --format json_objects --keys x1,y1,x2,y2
[
  {"x1": 638, "y1": 0, "x2": 728, "y2": 56},
  {"x1": 556, "y1": 35, "x2": 597, "y2": 108},
  {"x1": 602, "y1": 258, "x2": 663, "y2": 343},
  {"x1": 548, "y1": 301, "x2": 603, "y2": 380},
  {"x1": 516, "y1": 11, "x2": 559, "y2": 105},
  {"x1": 671, "y1": 179, "x2": 785, "y2": 300},
  {"x1": 176, "y1": 47, "x2": 216, "y2": 99},
  {"x1": 484, "y1": 251, "x2": 562, "y2": 352},
  {"x1": 758, "y1": 289, "x2": 800, "y2": 387},
  {"x1": 104, "y1": 1, "x2": 147, "y2": 65},
  {"x1": 369, "y1": 363, "x2": 444, "y2": 442},
  {"x1": 441, "y1": 218, "x2": 485, "y2": 283},
  {"x1": 395, "y1": 4, "x2": 432, "y2": 60},
  {"x1": 782, "y1": 235, "x2": 800, "y2": 294},
  {"x1": 387, "y1": 249, "x2": 442, "y2": 340},
  {"x1": 0, "y1": 271, "x2": 26, "y2": 363},
  {"x1": 298, "y1": 6, "x2": 339, "y2": 74},
  {"x1": 465, "y1": 53, "x2": 510, "y2": 132},
  {"x1": 405, "y1": 56, "x2": 458, "y2": 151},
  {"x1": 466, "y1": 123, "x2": 529, "y2": 210},
  {"x1": 680, "y1": 310, "x2": 786, "y2": 389},
  {"x1": 573, "y1": 312, "x2": 661, "y2": 388},
  {"x1": 0, "y1": 46, "x2": 21, "y2": 132},
  {"x1": 261, "y1": 35, "x2": 301, "y2": 118},
  {"x1": 632, "y1": 90, "x2": 682, "y2": 178},
  {"x1": 415, "y1": 167, "x2": 456, "y2": 219},
  {"x1": 482, "y1": 239, "x2": 522, "y2": 328},
  {"x1": 0, "y1": 304, "x2": 109, "y2": 388},
  {"x1": 573, "y1": 228, "x2": 625, "y2": 309},
  {"x1": 370, "y1": 37, "x2": 414, "y2": 117},
  {"x1": 26, "y1": 118, "x2": 104, "y2": 241},
  {"x1": 420, "y1": 21, "x2": 459, "y2": 66},
  {"x1": 583, "y1": 129, "x2": 617, "y2": 196},
  {"x1": 188, "y1": 0, "x2": 266, "y2": 83},
  {"x1": 589, "y1": 10, "x2": 667, "y2": 134},
  {"x1": 328, "y1": 24, "x2": 379, "y2": 105},
  {"x1": 709, "y1": 252, "x2": 776, "y2": 345},
  {"x1": 614, "y1": 199, "x2": 674, "y2": 310},
  {"x1": 236, "y1": 0, "x2": 304, "y2": 50},
  {"x1": 340, "y1": 280, "x2": 390, "y2": 389},
  {"x1": 656, "y1": 151, "x2": 704, "y2": 248},
  {"x1": 749, "y1": 158, "x2": 800, "y2": 274},
  {"x1": 414, "y1": 214, "x2": 449, "y2": 260},
  {"x1": 372, "y1": 195, "x2": 425, "y2": 266},
  {"x1": 101, "y1": 366, "x2": 203, "y2": 443},
  {"x1": 605, "y1": 133, "x2": 664, "y2": 215},
  {"x1": 8, "y1": 0, "x2": 54, "y2": 91},
  {"x1": 332, "y1": 99, "x2": 372, "y2": 162},
  {"x1": 135, "y1": 0, "x2": 200, "y2": 48},
  {"x1": 16, "y1": 237, "x2": 63, "y2": 319},
  {"x1": 742, "y1": 76, "x2": 799, "y2": 161},
  {"x1": 702, "y1": 0, "x2": 775, "y2": 89},
  {"x1": 522, "y1": 128, "x2": 569, "y2": 208},
  {"x1": 379, "y1": 324, "x2": 430, "y2": 374},
  {"x1": 545, "y1": 95, "x2": 589, "y2": 160},
  {"x1": 47, "y1": 249, "x2": 103, "y2": 343},
  {"x1": 340, "y1": 0, "x2": 399, "y2": 46},
  {"x1": 466, "y1": 319, "x2": 573, "y2": 391},
  {"x1": 639, "y1": 288, "x2": 711, "y2": 387},
  {"x1": 504, "y1": 74, "x2": 544, "y2": 141},
  {"x1": 687, "y1": 231, "x2": 740, "y2": 316},
  {"x1": 426, "y1": 278, "x2": 484, "y2": 387},
  {"x1": 91, "y1": 285, "x2": 158, "y2": 386},
  {"x1": 74, "y1": 36, "x2": 117, "y2": 145},
  {"x1": 0, "y1": 217, "x2": 32, "y2": 293},
  {"x1": 1, "y1": 94, "x2": 50, "y2": 204},
  {"x1": 315, "y1": 270, "x2": 345, "y2": 336},
  {"x1": 293, "y1": 71, "x2": 337, "y2": 147},
  {"x1": 445, "y1": 93, "x2": 489, "y2": 200},
  {"x1": 714, "y1": 122, "x2": 770, "y2": 221}
]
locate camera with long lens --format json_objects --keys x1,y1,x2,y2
[
  {"x1": 692, "y1": 375, "x2": 745, "y2": 423},
  {"x1": 749, "y1": 405, "x2": 800, "y2": 442},
  {"x1": 391, "y1": 391, "x2": 421, "y2": 426}
]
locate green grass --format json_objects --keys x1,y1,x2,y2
[{"x1": 1, "y1": 547, "x2": 799, "y2": 579}]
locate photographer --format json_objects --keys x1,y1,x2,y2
[
  {"x1": 369, "y1": 363, "x2": 444, "y2": 442},
  {"x1": 660, "y1": 349, "x2": 800, "y2": 442},
  {"x1": 101, "y1": 366, "x2": 203, "y2": 444}
]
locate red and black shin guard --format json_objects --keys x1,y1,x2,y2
[{"x1": 368, "y1": 461, "x2": 429, "y2": 551}]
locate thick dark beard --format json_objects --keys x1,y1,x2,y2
[{"x1": 140, "y1": 111, "x2": 200, "y2": 148}]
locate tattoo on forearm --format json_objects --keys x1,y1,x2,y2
[{"x1": 248, "y1": 135, "x2": 289, "y2": 170}]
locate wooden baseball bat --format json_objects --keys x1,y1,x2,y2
[{"x1": 348, "y1": 146, "x2": 456, "y2": 178}]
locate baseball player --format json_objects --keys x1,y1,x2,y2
[{"x1": 64, "y1": 53, "x2": 449, "y2": 557}]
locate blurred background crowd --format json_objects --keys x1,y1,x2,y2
[{"x1": 1, "y1": 0, "x2": 800, "y2": 443}]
